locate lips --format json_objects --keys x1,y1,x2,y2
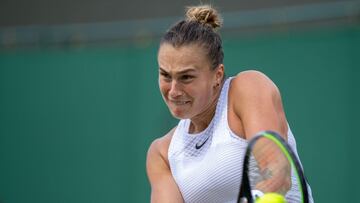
[{"x1": 169, "y1": 100, "x2": 190, "y2": 105}]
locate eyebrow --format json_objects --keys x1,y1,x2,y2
[{"x1": 159, "y1": 67, "x2": 196, "y2": 74}]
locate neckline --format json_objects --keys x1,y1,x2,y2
[{"x1": 184, "y1": 77, "x2": 232, "y2": 137}]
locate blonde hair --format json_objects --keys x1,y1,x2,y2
[{"x1": 186, "y1": 5, "x2": 222, "y2": 30}]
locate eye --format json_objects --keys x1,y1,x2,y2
[
  {"x1": 160, "y1": 72, "x2": 171, "y2": 81},
  {"x1": 180, "y1": 75, "x2": 195, "y2": 82}
]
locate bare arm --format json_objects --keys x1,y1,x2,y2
[
  {"x1": 231, "y1": 70, "x2": 291, "y2": 193},
  {"x1": 232, "y1": 71, "x2": 288, "y2": 140},
  {"x1": 146, "y1": 131, "x2": 184, "y2": 203}
]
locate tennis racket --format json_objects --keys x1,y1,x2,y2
[{"x1": 237, "y1": 131, "x2": 309, "y2": 203}]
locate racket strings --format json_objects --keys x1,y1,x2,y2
[
  {"x1": 248, "y1": 137, "x2": 293, "y2": 196},
  {"x1": 238, "y1": 132, "x2": 309, "y2": 203}
]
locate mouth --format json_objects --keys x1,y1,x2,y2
[{"x1": 169, "y1": 100, "x2": 190, "y2": 105}]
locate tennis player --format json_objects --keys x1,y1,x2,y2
[{"x1": 146, "y1": 5, "x2": 313, "y2": 203}]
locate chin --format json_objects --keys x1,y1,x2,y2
[{"x1": 170, "y1": 110, "x2": 190, "y2": 120}]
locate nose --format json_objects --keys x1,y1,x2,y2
[{"x1": 169, "y1": 80, "x2": 183, "y2": 98}]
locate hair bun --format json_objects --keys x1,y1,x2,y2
[{"x1": 185, "y1": 5, "x2": 222, "y2": 29}]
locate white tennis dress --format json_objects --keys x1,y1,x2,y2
[{"x1": 168, "y1": 77, "x2": 314, "y2": 203}]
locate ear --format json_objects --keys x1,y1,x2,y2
[{"x1": 214, "y1": 64, "x2": 225, "y2": 85}]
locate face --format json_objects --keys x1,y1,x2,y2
[{"x1": 158, "y1": 43, "x2": 223, "y2": 119}]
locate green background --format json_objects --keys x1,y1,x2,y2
[{"x1": 0, "y1": 24, "x2": 359, "y2": 202}]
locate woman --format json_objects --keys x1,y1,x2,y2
[{"x1": 146, "y1": 5, "x2": 313, "y2": 203}]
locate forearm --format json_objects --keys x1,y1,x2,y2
[{"x1": 254, "y1": 162, "x2": 291, "y2": 195}]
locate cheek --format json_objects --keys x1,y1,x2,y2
[
  {"x1": 191, "y1": 83, "x2": 213, "y2": 104},
  {"x1": 158, "y1": 80, "x2": 169, "y2": 96},
  {"x1": 198, "y1": 90, "x2": 212, "y2": 104}
]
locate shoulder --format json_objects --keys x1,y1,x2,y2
[
  {"x1": 231, "y1": 70, "x2": 279, "y2": 94},
  {"x1": 146, "y1": 127, "x2": 185, "y2": 202},
  {"x1": 229, "y1": 70, "x2": 287, "y2": 139},
  {"x1": 229, "y1": 70, "x2": 281, "y2": 105},
  {"x1": 147, "y1": 127, "x2": 177, "y2": 167}
]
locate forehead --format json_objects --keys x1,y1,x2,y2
[{"x1": 158, "y1": 43, "x2": 210, "y2": 72}]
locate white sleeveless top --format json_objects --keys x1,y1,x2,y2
[{"x1": 168, "y1": 77, "x2": 313, "y2": 203}]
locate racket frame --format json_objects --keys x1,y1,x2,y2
[{"x1": 237, "y1": 131, "x2": 309, "y2": 203}]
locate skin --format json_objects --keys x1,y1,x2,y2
[{"x1": 146, "y1": 43, "x2": 289, "y2": 203}]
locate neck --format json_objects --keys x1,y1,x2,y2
[{"x1": 188, "y1": 83, "x2": 223, "y2": 134}]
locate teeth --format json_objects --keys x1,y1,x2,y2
[{"x1": 173, "y1": 101, "x2": 187, "y2": 105}]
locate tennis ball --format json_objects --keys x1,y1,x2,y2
[{"x1": 255, "y1": 193, "x2": 287, "y2": 203}]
